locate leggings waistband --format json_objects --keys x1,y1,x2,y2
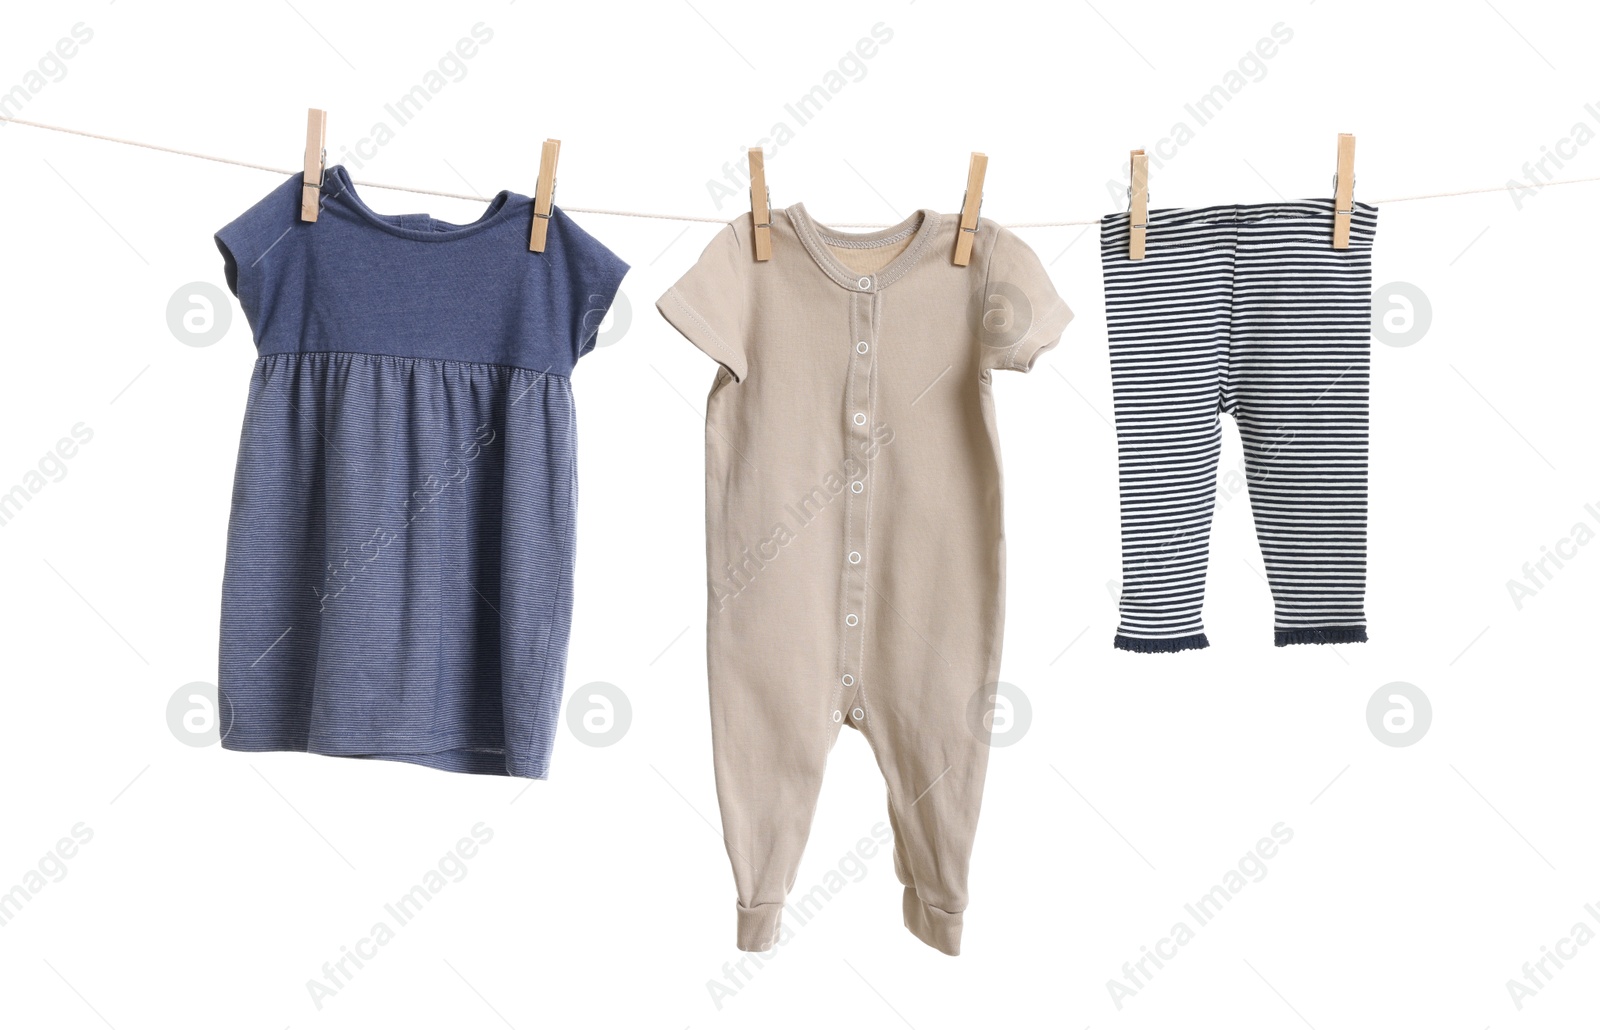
[
  {"x1": 1102, "y1": 197, "x2": 1379, "y2": 245},
  {"x1": 1105, "y1": 197, "x2": 1378, "y2": 224}
]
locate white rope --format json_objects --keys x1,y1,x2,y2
[{"x1": 5, "y1": 116, "x2": 1597, "y2": 227}]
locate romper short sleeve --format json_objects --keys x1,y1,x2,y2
[
  {"x1": 656, "y1": 223, "x2": 750, "y2": 382},
  {"x1": 978, "y1": 225, "x2": 1073, "y2": 372}
]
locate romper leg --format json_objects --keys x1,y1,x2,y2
[
  {"x1": 858, "y1": 687, "x2": 987, "y2": 956},
  {"x1": 708, "y1": 667, "x2": 837, "y2": 951}
]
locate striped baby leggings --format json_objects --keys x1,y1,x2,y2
[{"x1": 1100, "y1": 199, "x2": 1378, "y2": 651}]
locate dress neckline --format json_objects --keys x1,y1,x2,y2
[{"x1": 321, "y1": 165, "x2": 521, "y2": 242}]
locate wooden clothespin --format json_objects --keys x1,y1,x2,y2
[
  {"x1": 1128, "y1": 149, "x2": 1149, "y2": 260},
  {"x1": 952, "y1": 152, "x2": 987, "y2": 266},
  {"x1": 300, "y1": 108, "x2": 327, "y2": 222},
  {"x1": 529, "y1": 139, "x2": 561, "y2": 253},
  {"x1": 1333, "y1": 133, "x2": 1356, "y2": 249},
  {"x1": 748, "y1": 147, "x2": 771, "y2": 261}
]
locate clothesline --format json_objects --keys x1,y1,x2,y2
[{"x1": 7, "y1": 115, "x2": 1600, "y2": 228}]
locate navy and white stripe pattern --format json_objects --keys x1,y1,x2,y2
[{"x1": 1100, "y1": 199, "x2": 1377, "y2": 651}]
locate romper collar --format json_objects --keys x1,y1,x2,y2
[{"x1": 786, "y1": 203, "x2": 945, "y2": 293}]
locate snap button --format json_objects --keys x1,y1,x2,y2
[
  {"x1": 841, "y1": 674, "x2": 855, "y2": 686},
  {"x1": 845, "y1": 613, "x2": 858, "y2": 626},
  {"x1": 857, "y1": 276, "x2": 872, "y2": 290},
  {"x1": 853, "y1": 413, "x2": 866, "y2": 426},
  {"x1": 856, "y1": 341, "x2": 869, "y2": 354},
  {"x1": 832, "y1": 710, "x2": 843, "y2": 722},
  {"x1": 852, "y1": 707, "x2": 865, "y2": 720},
  {"x1": 850, "y1": 481, "x2": 863, "y2": 494},
  {"x1": 848, "y1": 551, "x2": 861, "y2": 564}
]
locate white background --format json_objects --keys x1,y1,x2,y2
[{"x1": 2, "y1": 1, "x2": 1597, "y2": 1027}]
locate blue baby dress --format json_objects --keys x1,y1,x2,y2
[{"x1": 215, "y1": 164, "x2": 627, "y2": 779}]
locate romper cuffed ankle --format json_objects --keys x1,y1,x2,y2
[
  {"x1": 902, "y1": 889, "x2": 964, "y2": 956},
  {"x1": 736, "y1": 900, "x2": 785, "y2": 952}
]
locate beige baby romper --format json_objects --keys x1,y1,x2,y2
[{"x1": 657, "y1": 202, "x2": 1070, "y2": 955}]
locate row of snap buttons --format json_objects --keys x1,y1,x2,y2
[{"x1": 840, "y1": 324, "x2": 870, "y2": 726}]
